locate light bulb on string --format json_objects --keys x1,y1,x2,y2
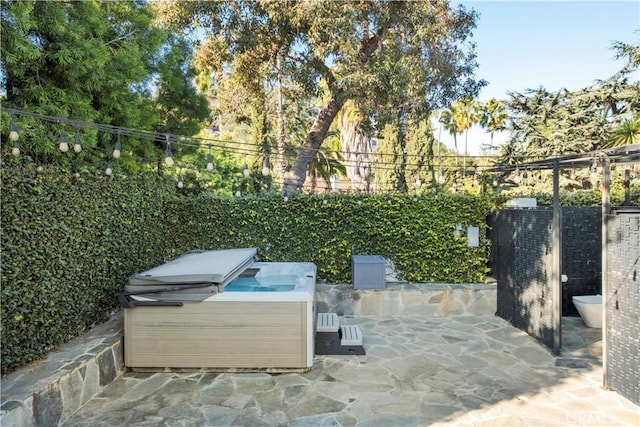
[
  {"x1": 105, "y1": 162, "x2": 113, "y2": 176},
  {"x1": 113, "y1": 131, "x2": 121, "y2": 159},
  {"x1": 235, "y1": 187, "x2": 241, "y2": 197},
  {"x1": 206, "y1": 145, "x2": 214, "y2": 171},
  {"x1": 9, "y1": 121, "x2": 19, "y2": 142},
  {"x1": 59, "y1": 133, "x2": 69, "y2": 152},
  {"x1": 177, "y1": 175, "x2": 184, "y2": 189},
  {"x1": 262, "y1": 158, "x2": 270, "y2": 177},
  {"x1": 513, "y1": 166, "x2": 521, "y2": 184},
  {"x1": 438, "y1": 168, "x2": 445, "y2": 184},
  {"x1": 11, "y1": 140, "x2": 20, "y2": 156},
  {"x1": 165, "y1": 138, "x2": 174, "y2": 167},
  {"x1": 570, "y1": 168, "x2": 576, "y2": 180},
  {"x1": 73, "y1": 132, "x2": 82, "y2": 153},
  {"x1": 492, "y1": 176, "x2": 498, "y2": 187},
  {"x1": 472, "y1": 173, "x2": 478, "y2": 187},
  {"x1": 283, "y1": 191, "x2": 289, "y2": 202},
  {"x1": 243, "y1": 162, "x2": 250, "y2": 177}
]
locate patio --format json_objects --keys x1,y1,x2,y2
[{"x1": 58, "y1": 315, "x2": 637, "y2": 426}]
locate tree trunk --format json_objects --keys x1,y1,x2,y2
[{"x1": 285, "y1": 94, "x2": 345, "y2": 191}]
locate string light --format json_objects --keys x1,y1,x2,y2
[
  {"x1": 9, "y1": 120, "x2": 20, "y2": 155},
  {"x1": 206, "y1": 144, "x2": 214, "y2": 171},
  {"x1": 283, "y1": 190, "x2": 289, "y2": 202},
  {"x1": 165, "y1": 135, "x2": 174, "y2": 167},
  {"x1": 513, "y1": 166, "x2": 521, "y2": 184},
  {"x1": 113, "y1": 131, "x2": 121, "y2": 159},
  {"x1": 262, "y1": 158, "x2": 270, "y2": 177},
  {"x1": 243, "y1": 154, "x2": 250, "y2": 177},
  {"x1": 177, "y1": 174, "x2": 184, "y2": 189},
  {"x1": 105, "y1": 162, "x2": 113, "y2": 176},
  {"x1": 73, "y1": 132, "x2": 82, "y2": 153},
  {"x1": 59, "y1": 133, "x2": 69, "y2": 152}
]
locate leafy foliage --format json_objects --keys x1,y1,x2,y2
[
  {"x1": 2, "y1": 164, "x2": 494, "y2": 375},
  {"x1": 1, "y1": 0, "x2": 209, "y2": 169},
  {"x1": 158, "y1": 0, "x2": 486, "y2": 190},
  {"x1": 1, "y1": 163, "x2": 175, "y2": 375},
  {"x1": 502, "y1": 42, "x2": 640, "y2": 159}
]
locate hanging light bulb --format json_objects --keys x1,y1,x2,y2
[
  {"x1": 415, "y1": 176, "x2": 422, "y2": 188},
  {"x1": 243, "y1": 162, "x2": 250, "y2": 177},
  {"x1": 235, "y1": 187, "x2": 241, "y2": 197},
  {"x1": 283, "y1": 191, "x2": 289, "y2": 202},
  {"x1": 522, "y1": 169, "x2": 528, "y2": 186},
  {"x1": 438, "y1": 168, "x2": 445, "y2": 184},
  {"x1": 472, "y1": 173, "x2": 479, "y2": 187},
  {"x1": 261, "y1": 158, "x2": 270, "y2": 177},
  {"x1": 513, "y1": 166, "x2": 521, "y2": 184},
  {"x1": 570, "y1": 168, "x2": 576, "y2": 180},
  {"x1": 73, "y1": 132, "x2": 82, "y2": 153},
  {"x1": 105, "y1": 162, "x2": 113, "y2": 176},
  {"x1": 206, "y1": 145, "x2": 214, "y2": 171},
  {"x1": 11, "y1": 140, "x2": 20, "y2": 156},
  {"x1": 492, "y1": 176, "x2": 498, "y2": 187},
  {"x1": 59, "y1": 133, "x2": 69, "y2": 152},
  {"x1": 37, "y1": 163, "x2": 44, "y2": 173},
  {"x1": 165, "y1": 145, "x2": 174, "y2": 167},
  {"x1": 9, "y1": 121, "x2": 19, "y2": 142},
  {"x1": 113, "y1": 132, "x2": 121, "y2": 159},
  {"x1": 177, "y1": 175, "x2": 184, "y2": 189}
]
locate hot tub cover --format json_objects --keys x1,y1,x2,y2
[{"x1": 122, "y1": 248, "x2": 257, "y2": 303}]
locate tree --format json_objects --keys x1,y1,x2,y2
[
  {"x1": 451, "y1": 97, "x2": 478, "y2": 174},
  {"x1": 478, "y1": 98, "x2": 507, "y2": 151},
  {"x1": 158, "y1": 0, "x2": 485, "y2": 191},
  {"x1": 606, "y1": 115, "x2": 640, "y2": 147},
  {"x1": 338, "y1": 101, "x2": 373, "y2": 191},
  {"x1": 1, "y1": 0, "x2": 209, "y2": 169},
  {"x1": 504, "y1": 41, "x2": 639, "y2": 159},
  {"x1": 439, "y1": 108, "x2": 461, "y2": 165}
]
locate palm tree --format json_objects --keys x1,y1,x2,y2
[
  {"x1": 478, "y1": 98, "x2": 508, "y2": 151},
  {"x1": 439, "y1": 108, "x2": 460, "y2": 166},
  {"x1": 605, "y1": 115, "x2": 640, "y2": 147},
  {"x1": 308, "y1": 131, "x2": 347, "y2": 191},
  {"x1": 451, "y1": 98, "x2": 479, "y2": 175}
]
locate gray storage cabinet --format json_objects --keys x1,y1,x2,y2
[{"x1": 352, "y1": 255, "x2": 386, "y2": 289}]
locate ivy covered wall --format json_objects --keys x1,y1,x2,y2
[{"x1": 1, "y1": 167, "x2": 493, "y2": 375}]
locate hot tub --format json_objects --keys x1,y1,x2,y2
[{"x1": 120, "y1": 249, "x2": 316, "y2": 372}]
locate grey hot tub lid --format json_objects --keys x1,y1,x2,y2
[{"x1": 128, "y1": 248, "x2": 257, "y2": 286}]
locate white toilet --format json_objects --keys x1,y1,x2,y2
[{"x1": 572, "y1": 295, "x2": 602, "y2": 328}]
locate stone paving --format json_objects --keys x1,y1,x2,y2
[{"x1": 59, "y1": 315, "x2": 639, "y2": 427}]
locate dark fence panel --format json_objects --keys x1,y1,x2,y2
[
  {"x1": 606, "y1": 212, "x2": 640, "y2": 406},
  {"x1": 562, "y1": 207, "x2": 602, "y2": 316},
  {"x1": 490, "y1": 209, "x2": 555, "y2": 349}
]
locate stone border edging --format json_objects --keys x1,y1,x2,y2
[{"x1": 0, "y1": 313, "x2": 125, "y2": 427}]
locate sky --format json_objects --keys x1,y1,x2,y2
[{"x1": 438, "y1": 0, "x2": 640, "y2": 155}]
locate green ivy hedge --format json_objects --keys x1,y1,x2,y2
[
  {"x1": 1, "y1": 166, "x2": 175, "y2": 375},
  {"x1": 165, "y1": 192, "x2": 495, "y2": 284}
]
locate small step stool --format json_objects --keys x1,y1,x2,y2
[{"x1": 315, "y1": 313, "x2": 365, "y2": 355}]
